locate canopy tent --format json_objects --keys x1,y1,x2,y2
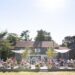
[
  {"x1": 11, "y1": 49, "x2": 25, "y2": 54},
  {"x1": 54, "y1": 49, "x2": 70, "y2": 53}
]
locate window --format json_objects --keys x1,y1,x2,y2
[{"x1": 35, "y1": 48, "x2": 41, "y2": 53}]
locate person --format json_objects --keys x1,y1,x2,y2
[
  {"x1": 70, "y1": 59, "x2": 74, "y2": 67},
  {"x1": 60, "y1": 58, "x2": 64, "y2": 66},
  {"x1": 51, "y1": 59, "x2": 56, "y2": 69}
]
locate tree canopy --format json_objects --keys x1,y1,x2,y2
[
  {"x1": 20, "y1": 30, "x2": 30, "y2": 41},
  {"x1": 7, "y1": 33, "x2": 20, "y2": 46},
  {"x1": 0, "y1": 31, "x2": 15, "y2": 61},
  {"x1": 46, "y1": 48, "x2": 56, "y2": 59},
  {"x1": 35, "y1": 29, "x2": 52, "y2": 41},
  {"x1": 62, "y1": 36, "x2": 75, "y2": 59},
  {"x1": 0, "y1": 31, "x2": 7, "y2": 40}
]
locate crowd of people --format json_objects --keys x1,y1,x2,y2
[
  {"x1": 47, "y1": 58, "x2": 75, "y2": 69},
  {"x1": 0, "y1": 57, "x2": 75, "y2": 70}
]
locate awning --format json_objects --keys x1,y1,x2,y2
[
  {"x1": 54, "y1": 47, "x2": 70, "y2": 53},
  {"x1": 54, "y1": 49, "x2": 70, "y2": 53},
  {"x1": 11, "y1": 49, "x2": 25, "y2": 54}
]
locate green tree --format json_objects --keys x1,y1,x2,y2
[
  {"x1": 7, "y1": 33, "x2": 20, "y2": 46},
  {"x1": 0, "y1": 31, "x2": 7, "y2": 40},
  {"x1": 22, "y1": 48, "x2": 31, "y2": 60},
  {"x1": 62, "y1": 36, "x2": 75, "y2": 59},
  {"x1": 46, "y1": 48, "x2": 57, "y2": 69},
  {"x1": 46, "y1": 48, "x2": 56, "y2": 59},
  {"x1": 20, "y1": 30, "x2": 30, "y2": 41},
  {"x1": 0, "y1": 31, "x2": 14, "y2": 61},
  {"x1": 35, "y1": 29, "x2": 52, "y2": 41},
  {"x1": 0, "y1": 40, "x2": 13, "y2": 61}
]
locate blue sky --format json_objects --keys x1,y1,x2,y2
[{"x1": 0, "y1": 0, "x2": 75, "y2": 44}]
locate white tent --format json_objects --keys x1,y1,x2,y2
[
  {"x1": 11, "y1": 49, "x2": 25, "y2": 54},
  {"x1": 54, "y1": 49, "x2": 70, "y2": 53}
]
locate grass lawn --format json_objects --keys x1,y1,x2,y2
[{"x1": 0, "y1": 72, "x2": 75, "y2": 75}]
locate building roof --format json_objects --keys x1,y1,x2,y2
[
  {"x1": 15, "y1": 40, "x2": 59, "y2": 48},
  {"x1": 15, "y1": 41, "x2": 34, "y2": 48}
]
